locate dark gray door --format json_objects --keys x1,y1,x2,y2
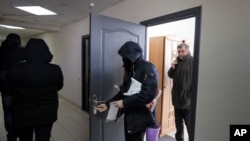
[{"x1": 89, "y1": 13, "x2": 146, "y2": 141}]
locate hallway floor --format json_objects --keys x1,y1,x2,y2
[
  {"x1": 0, "y1": 97, "x2": 89, "y2": 141},
  {"x1": 158, "y1": 124, "x2": 188, "y2": 141},
  {"x1": 158, "y1": 129, "x2": 188, "y2": 141},
  {"x1": 0, "y1": 96, "x2": 188, "y2": 141}
]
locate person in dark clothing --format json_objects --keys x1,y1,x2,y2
[
  {"x1": 168, "y1": 42, "x2": 193, "y2": 141},
  {"x1": 5, "y1": 38, "x2": 63, "y2": 141},
  {"x1": 96, "y1": 41, "x2": 159, "y2": 141},
  {"x1": 0, "y1": 33, "x2": 24, "y2": 141}
]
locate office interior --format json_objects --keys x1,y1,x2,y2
[{"x1": 0, "y1": 0, "x2": 250, "y2": 141}]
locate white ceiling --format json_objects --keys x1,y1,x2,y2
[
  {"x1": 148, "y1": 17, "x2": 195, "y2": 43},
  {"x1": 148, "y1": 17, "x2": 196, "y2": 55},
  {"x1": 0, "y1": 0, "x2": 124, "y2": 41}
]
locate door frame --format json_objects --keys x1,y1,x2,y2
[
  {"x1": 82, "y1": 35, "x2": 90, "y2": 113},
  {"x1": 141, "y1": 6, "x2": 202, "y2": 141}
]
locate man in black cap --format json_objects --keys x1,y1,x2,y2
[
  {"x1": 97, "y1": 41, "x2": 159, "y2": 141},
  {"x1": 0, "y1": 33, "x2": 24, "y2": 141}
]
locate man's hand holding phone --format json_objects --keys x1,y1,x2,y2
[{"x1": 171, "y1": 59, "x2": 178, "y2": 69}]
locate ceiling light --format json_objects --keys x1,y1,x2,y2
[
  {"x1": 89, "y1": 2, "x2": 95, "y2": 8},
  {"x1": 0, "y1": 24, "x2": 25, "y2": 30},
  {"x1": 15, "y1": 6, "x2": 57, "y2": 15}
]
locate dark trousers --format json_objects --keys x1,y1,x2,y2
[
  {"x1": 174, "y1": 108, "x2": 191, "y2": 141},
  {"x1": 124, "y1": 118, "x2": 146, "y2": 141},
  {"x1": 1, "y1": 93, "x2": 17, "y2": 141},
  {"x1": 125, "y1": 129, "x2": 145, "y2": 141},
  {"x1": 17, "y1": 124, "x2": 53, "y2": 141}
]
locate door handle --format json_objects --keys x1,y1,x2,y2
[{"x1": 91, "y1": 94, "x2": 105, "y2": 114}]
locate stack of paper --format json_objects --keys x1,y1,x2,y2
[
  {"x1": 123, "y1": 77, "x2": 142, "y2": 96},
  {"x1": 105, "y1": 77, "x2": 161, "y2": 121},
  {"x1": 106, "y1": 104, "x2": 119, "y2": 121}
]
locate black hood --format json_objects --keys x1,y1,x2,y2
[
  {"x1": 1, "y1": 33, "x2": 21, "y2": 49},
  {"x1": 6, "y1": 33, "x2": 21, "y2": 42},
  {"x1": 25, "y1": 38, "x2": 53, "y2": 63},
  {"x1": 118, "y1": 41, "x2": 143, "y2": 63}
]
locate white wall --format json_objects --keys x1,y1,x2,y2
[
  {"x1": 38, "y1": 0, "x2": 250, "y2": 140},
  {"x1": 34, "y1": 18, "x2": 89, "y2": 108},
  {"x1": 194, "y1": 1, "x2": 250, "y2": 140}
]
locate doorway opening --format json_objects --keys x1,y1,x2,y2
[
  {"x1": 147, "y1": 17, "x2": 195, "y2": 140},
  {"x1": 141, "y1": 6, "x2": 201, "y2": 141}
]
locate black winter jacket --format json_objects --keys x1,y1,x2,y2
[
  {"x1": 106, "y1": 41, "x2": 158, "y2": 134},
  {"x1": 0, "y1": 34, "x2": 24, "y2": 92},
  {"x1": 6, "y1": 38, "x2": 63, "y2": 128},
  {"x1": 168, "y1": 54, "x2": 193, "y2": 109}
]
